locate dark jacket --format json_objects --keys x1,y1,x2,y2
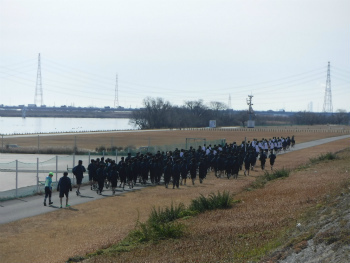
[
  {"x1": 73, "y1": 164, "x2": 86, "y2": 178},
  {"x1": 57, "y1": 176, "x2": 72, "y2": 192}
]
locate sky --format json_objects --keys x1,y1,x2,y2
[{"x1": 0, "y1": 0, "x2": 349, "y2": 112}]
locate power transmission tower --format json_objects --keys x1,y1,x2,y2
[
  {"x1": 34, "y1": 53, "x2": 43, "y2": 106},
  {"x1": 228, "y1": 94, "x2": 232, "y2": 109},
  {"x1": 322, "y1": 61, "x2": 333, "y2": 113},
  {"x1": 114, "y1": 73, "x2": 119, "y2": 108}
]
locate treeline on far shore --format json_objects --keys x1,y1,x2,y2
[{"x1": 130, "y1": 97, "x2": 350, "y2": 129}]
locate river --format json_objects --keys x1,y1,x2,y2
[{"x1": 0, "y1": 117, "x2": 136, "y2": 135}]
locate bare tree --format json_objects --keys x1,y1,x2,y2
[{"x1": 130, "y1": 97, "x2": 172, "y2": 129}]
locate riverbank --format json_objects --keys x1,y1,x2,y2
[{"x1": 0, "y1": 109, "x2": 133, "y2": 118}]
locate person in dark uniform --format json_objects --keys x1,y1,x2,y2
[
  {"x1": 72, "y1": 160, "x2": 86, "y2": 196},
  {"x1": 88, "y1": 159, "x2": 97, "y2": 190},
  {"x1": 118, "y1": 160, "x2": 127, "y2": 190},
  {"x1": 259, "y1": 150, "x2": 267, "y2": 170},
  {"x1": 244, "y1": 152, "x2": 251, "y2": 176},
  {"x1": 189, "y1": 158, "x2": 197, "y2": 185},
  {"x1": 180, "y1": 158, "x2": 188, "y2": 185},
  {"x1": 232, "y1": 155, "x2": 240, "y2": 179},
  {"x1": 57, "y1": 172, "x2": 72, "y2": 208},
  {"x1": 269, "y1": 150, "x2": 277, "y2": 170},
  {"x1": 163, "y1": 160, "x2": 173, "y2": 188},
  {"x1": 172, "y1": 159, "x2": 181, "y2": 189},
  {"x1": 96, "y1": 163, "x2": 105, "y2": 195},
  {"x1": 109, "y1": 160, "x2": 118, "y2": 195},
  {"x1": 198, "y1": 158, "x2": 207, "y2": 183}
]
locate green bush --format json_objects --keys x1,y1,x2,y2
[
  {"x1": 189, "y1": 191, "x2": 234, "y2": 213},
  {"x1": 248, "y1": 168, "x2": 290, "y2": 190},
  {"x1": 265, "y1": 168, "x2": 290, "y2": 181},
  {"x1": 130, "y1": 220, "x2": 185, "y2": 242},
  {"x1": 149, "y1": 202, "x2": 186, "y2": 224},
  {"x1": 310, "y1": 152, "x2": 338, "y2": 163}
]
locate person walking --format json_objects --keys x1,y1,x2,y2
[
  {"x1": 244, "y1": 152, "x2": 251, "y2": 176},
  {"x1": 189, "y1": 158, "x2": 197, "y2": 185},
  {"x1": 44, "y1": 172, "x2": 54, "y2": 206},
  {"x1": 259, "y1": 150, "x2": 267, "y2": 170},
  {"x1": 87, "y1": 159, "x2": 97, "y2": 190},
  {"x1": 57, "y1": 172, "x2": 72, "y2": 208},
  {"x1": 163, "y1": 160, "x2": 173, "y2": 188},
  {"x1": 96, "y1": 163, "x2": 105, "y2": 194},
  {"x1": 269, "y1": 150, "x2": 277, "y2": 170},
  {"x1": 172, "y1": 159, "x2": 181, "y2": 189},
  {"x1": 72, "y1": 160, "x2": 86, "y2": 196}
]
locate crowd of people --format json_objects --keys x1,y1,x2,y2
[
  {"x1": 83, "y1": 135, "x2": 295, "y2": 195},
  {"x1": 43, "y1": 135, "x2": 295, "y2": 206}
]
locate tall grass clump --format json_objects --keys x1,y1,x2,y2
[
  {"x1": 129, "y1": 192, "x2": 236, "y2": 243},
  {"x1": 248, "y1": 168, "x2": 291, "y2": 190},
  {"x1": 148, "y1": 202, "x2": 186, "y2": 224},
  {"x1": 130, "y1": 220, "x2": 185, "y2": 242},
  {"x1": 310, "y1": 152, "x2": 338, "y2": 164},
  {"x1": 189, "y1": 191, "x2": 235, "y2": 213},
  {"x1": 264, "y1": 168, "x2": 290, "y2": 181},
  {"x1": 129, "y1": 202, "x2": 188, "y2": 242}
]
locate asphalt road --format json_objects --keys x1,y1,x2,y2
[{"x1": 1, "y1": 134, "x2": 349, "y2": 225}]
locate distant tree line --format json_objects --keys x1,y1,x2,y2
[{"x1": 130, "y1": 97, "x2": 349, "y2": 129}]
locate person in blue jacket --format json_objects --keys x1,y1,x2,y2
[{"x1": 44, "y1": 172, "x2": 54, "y2": 206}]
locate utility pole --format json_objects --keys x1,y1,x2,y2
[
  {"x1": 322, "y1": 62, "x2": 333, "y2": 113},
  {"x1": 228, "y1": 94, "x2": 232, "y2": 110},
  {"x1": 246, "y1": 95, "x2": 255, "y2": 128},
  {"x1": 34, "y1": 53, "x2": 43, "y2": 106}
]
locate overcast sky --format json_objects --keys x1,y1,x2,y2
[{"x1": 1, "y1": 0, "x2": 349, "y2": 112}]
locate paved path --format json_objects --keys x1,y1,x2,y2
[{"x1": 1, "y1": 134, "x2": 349, "y2": 225}]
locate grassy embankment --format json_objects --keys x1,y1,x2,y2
[
  {"x1": 68, "y1": 148, "x2": 350, "y2": 263},
  {"x1": 0, "y1": 130, "x2": 349, "y2": 263}
]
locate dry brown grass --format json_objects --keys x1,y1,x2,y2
[
  {"x1": 0, "y1": 129, "x2": 349, "y2": 263},
  {"x1": 84, "y1": 141, "x2": 350, "y2": 263},
  {"x1": 3, "y1": 125, "x2": 350, "y2": 151}
]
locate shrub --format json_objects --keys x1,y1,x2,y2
[
  {"x1": 310, "y1": 152, "x2": 338, "y2": 163},
  {"x1": 189, "y1": 191, "x2": 235, "y2": 213},
  {"x1": 95, "y1": 145, "x2": 106, "y2": 152},
  {"x1": 248, "y1": 168, "x2": 290, "y2": 190},
  {"x1": 130, "y1": 220, "x2": 185, "y2": 242},
  {"x1": 149, "y1": 202, "x2": 186, "y2": 224},
  {"x1": 265, "y1": 168, "x2": 290, "y2": 181}
]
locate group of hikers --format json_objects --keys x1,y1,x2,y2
[{"x1": 44, "y1": 135, "x2": 295, "y2": 206}]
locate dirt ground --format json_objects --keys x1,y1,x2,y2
[{"x1": 0, "y1": 128, "x2": 349, "y2": 263}]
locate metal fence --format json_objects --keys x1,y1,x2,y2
[
  {"x1": 0, "y1": 154, "x2": 95, "y2": 200},
  {"x1": 0, "y1": 138, "x2": 226, "y2": 200}
]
